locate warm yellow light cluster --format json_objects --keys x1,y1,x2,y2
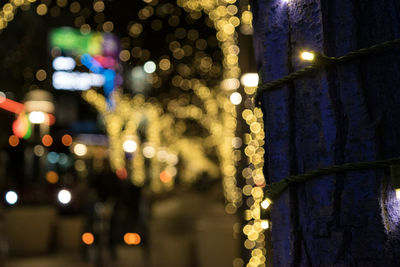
[
  {"x1": 240, "y1": 9, "x2": 253, "y2": 35},
  {"x1": 0, "y1": 0, "x2": 37, "y2": 31},
  {"x1": 83, "y1": 89, "x2": 219, "y2": 192},
  {"x1": 241, "y1": 74, "x2": 268, "y2": 266},
  {"x1": 178, "y1": 0, "x2": 243, "y2": 211}
]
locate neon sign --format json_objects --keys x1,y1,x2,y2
[{"x1": 50, "y1": 28, "x2": 121, "y2": 108}]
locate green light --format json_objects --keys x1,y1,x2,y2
[{"x1": 50, "y1": 28, "x2": 103, "y2": 56}]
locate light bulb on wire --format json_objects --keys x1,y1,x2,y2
[
  {"x1": 261, "y1": 220, "x2": 269, "y2": 229},
  {"x1": 301, "y1": 51, "x2": 315, "y2": 61},
  {"x1": 261, "y1": 198, "x2": 272, "y2": 209}
]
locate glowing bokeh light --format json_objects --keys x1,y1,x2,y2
[
  {"x1": 160, "y1": 171, "x2": 172, "y2": 183},
  {"x1": 82, "y1": 232, "x2": 94, "y2": 245},
  {"x1": 221, "y1": 78, "x2": 240, "y2": 90},
  {"x1": 261, "y1": 198, "x2": 272, "y2": 209},
  {"x1": 8, "y1": 135, "x2": 19, "y2": 147},
  {"x1": 230, "y1": 92, "x2": 242, "y2": 105},
  {"x1": 116, "y1": 168, "x2": 128, "y2": 179},
  {"x1": 0, "y1": 95, "x2": 24, "y2": 114},
  {"x1": 62, "y1": 134, "x2": 73, "y2": 146},
  {"x1": 48, "y1": 152, "x2": 60, "y2": 164},
  {"x1": 124, "y1": 233, "x2": 141, "y2": 245},
  {"x1": 143, "y1": 145, "x2": 155, "y2": 158},
  {"x1": 5, "y1": 191, "x2": 18, "y2": 205},
  {"x1": 301, "y1": 51, "x2": 315, "y2": 61},
  {"x1": 261, "y1": 220, "x2": 269, "y2": 229},
  {"x1": 73, "y1": 143, "x2": 87, "y2": 156},
  {"x1": 12, "y1": 113, "x2": 31, "y2": 139},
  {"x1": 42, "y1": 134, "x2": 53, "y2": 147},
  {"x1": 29, "y1": 111, "x2": 46, "y2": 124},
  {"x1": 58, "y1": 189, "x2": 72, "y2": 204},
  {"x1": 52, "y1": 56, "x2": 76, "y2": 71},
  {"x1": 240, "y1": 73, "x2": 259, "y2": 87},
  {"x1": 46, "y1": 171, "x2": 59, "y2": 184},
  {"x1": 123, "y1": 139, "x2": 137, "y2": 153},
  {"x1": 33, "y1": 145, "x2": 45, "y2": 157},
  {"x1": 143, "y1": 61, "x2": 156, "y2": 73}
]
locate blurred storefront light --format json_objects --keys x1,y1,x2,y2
[
  {"x1": 52, "y1": 56, "x2": 76, "y2": 71},
  {"x1": 52, "y1": 71, "x2": 105, "y2": 91}
]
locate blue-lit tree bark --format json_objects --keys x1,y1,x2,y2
[{"x1": 251, "y1": 0, "x2": 400, "y2": 265}]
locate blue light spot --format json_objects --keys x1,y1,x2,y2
[{"x1": 47, "y1": 152, "x2": 59, "y2": 164}]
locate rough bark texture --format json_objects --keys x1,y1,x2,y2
[{"x1": 251, "y1": 0, "x2": 400, "y2": 266}]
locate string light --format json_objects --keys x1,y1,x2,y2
[
  {"x1": 391, "y1": 164, "x2": 400, "y2": 200},
  {"x1": 241, "y1": 73, "x2": 259, "y2": 87},
  {"x1": 1, "y1": 0, "x2": 262, "y2": 264},
  {"x1": 260, "y1": 198, "x2": 272, "y2": 210},
  {"x1": 0, "y1": 0, "x2": 38, "y2": 31},
  {"x1": 300, "y1": 51, "x2": 315, "y2": 61},
  {"x1": 230, "y1": 92, "x2": 242, "y2": 105},
  {"x1": 261, "y1": 220, "x2": 269, "y2": 230}
]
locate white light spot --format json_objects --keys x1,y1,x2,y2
[
  {"x1": 261, "y1": 198, "x2": 272, "y2": 209},
  {"x1": 5, "y1": 191, "x2": 18, "y2": 205},
  {"x1": 58, "y1": 189, "x2": 71, "y2": 204},
  {"x1": 143, "y1": 145, "x2": 155, "y2": 158},
  {"x1": 73, "y1": 143, "x2": 87, "y2": 156},
  {"x1": 261, "y1": 220, "x2": 269, "y2": 229},
  {"x1": 301, "y1": 51, "x2": 315, "y2": 61},
  {"x1": 221, "y1": 78, "x2": 240, "y2": 90},
  {"x1": 29, "y1": 111, "x2": 46, "y2": 124},
  {"x1": 52, "y1": 71, "x2": 105, "y2": 91},
  {"x1": 143, "y1": 61, "x2": 156, "y2": 74},
  {"x1": 232, "y1": 137, "x2": 242, "y2": 148},
  {"x1": 240, "y1": 73, "x2": 259, "y2": 87},
  {"x1": 33, "y1": 145, "x2": 45, "y2": 157},
  {"x1": 230, "y1": 92, "x2": 242, "y2": 105},
  {"x1": 52, "y1": 56, "x2": 76, "y2": 71},
  {"x1": 123, "y1": 140, "x2": 137, "y2": 153}
]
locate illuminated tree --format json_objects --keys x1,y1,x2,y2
[{"x1": 251, "y1": 0, "x2": 400, "y2": 265}]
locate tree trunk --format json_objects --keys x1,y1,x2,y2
[{"x1": 250, "y1": 0, "x2": 400, "y2": 265}]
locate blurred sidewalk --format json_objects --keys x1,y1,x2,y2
[{"x1": 4, "y1": 246, "x2": 145, "y2": 267}]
